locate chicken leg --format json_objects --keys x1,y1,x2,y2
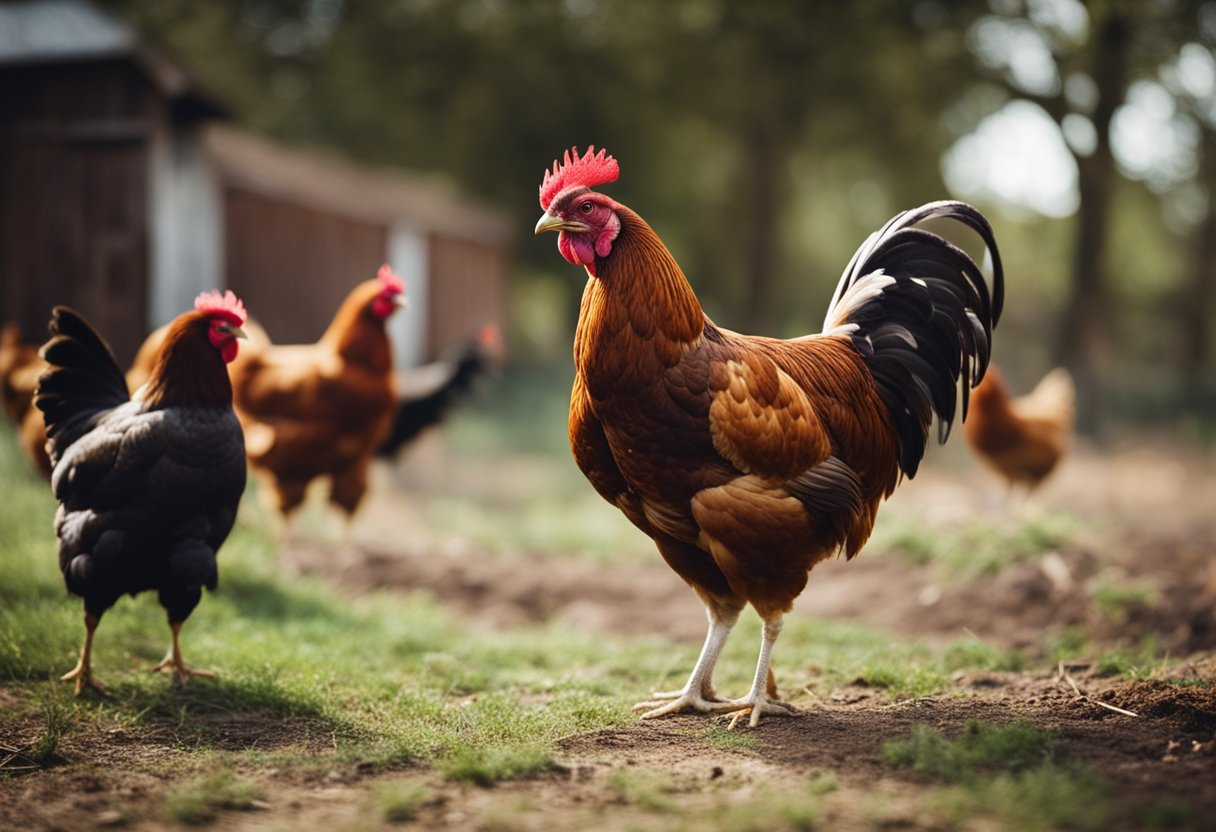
[
  {"x1": 633, "y1": 608, "x2": 742, "y2": 718},
  {"x1": 61, "y1": 612, "x2": 105, "y2": 696},
  {"x1": 723, "y1": 614, "x2": 798, "y2": 729},
  {"x1": 152, "y1": 620, "x2": 214, "y2": 687}
]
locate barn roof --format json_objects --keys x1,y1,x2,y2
[
  {"x1": 0, "y1": 0, "x2": 226, "y2": 118},
  {"x1": 208, "y1": 124, "x2": 512, "y2": 246}
]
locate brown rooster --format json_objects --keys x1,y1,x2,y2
[
  {"x1": 964, "y1": 365, "x2": 1074, "y2": 495},
  {"x1": 228, "y1": 265, "x2": 405, "y2": 520},
  {"x1": 35, "y1": 292, "x2": 248, "y2": 694},
  {"x1": 535, "y1": 148, "x2": 1003, "y2": 727}
]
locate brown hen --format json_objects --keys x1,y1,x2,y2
[
  {"x1": 227, "y1": 266, "x2": 405, "y2": 521},
  {"x1": 964, "y1": 365, "x2": 1075, "y2": 494}
]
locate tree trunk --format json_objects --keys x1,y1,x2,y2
[
  {"x1": 1054, "y1": 7, "x2": 1131, "y2": 437},
  {"x1": 1180, "y1": 131, "x2": 1216, "y2": 404}
]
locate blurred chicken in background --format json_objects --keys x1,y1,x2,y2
[
  {"x1": 964, "y1": 365, "x2": 1076, "y2": 498},
  {"x1": 228, "y1": 265, "x2": 406, "y2": 526},
  {"x1": 1, "y1": 323, "x2": 52, "y2": 477},
  {"x1": 375, "y1": 323, "x2": 503, "y2": 460}
]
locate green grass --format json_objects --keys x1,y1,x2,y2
[
  {"x1": 606, "y1": 768, "x2": 678, "y2": 812},
  {"x1": 886, "y1": 721, "x2": 1113, "y2": 831},
  {"x1": 373, "y1": 779, "x2": 432, "y2": 823},
  {"x1": 870, "y1": 507, "x2": 1082, "y2": 578},
  {"x1": 1092, "y1": 581, "x2": 1158, "y2": 623},
  {"x1": 883, "y1": 720, "x2": 1057, "y2": 781},
  {"x1": 164, "y1": 768, "x2": 260, "y2": 824}
]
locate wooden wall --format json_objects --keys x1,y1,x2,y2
[
  {"x1": 223, "y1": 187, "x2": 388, "y2": 344},
  {"x1": 0, "y1": 60, "x2": 154, "y2": 363},
  {"x1": 426, "y1": 236, "x2": 507, "y2": 357}
]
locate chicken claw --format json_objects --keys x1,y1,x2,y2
[
  {"x1": 721, "y1": 696, "x2": 798, "y2": 730},
  {"x1": 152, "y1": 653, "x2": 216, "y2": 687},
  {"x1": 60, "y1": 661, "x2": 106, "y2": 697},
  {"x1": 151, "y1": 621, "x2": 214, "y2": 687},
  {"x1": 633, "y1": 691, "x2": 749, "y2": 720}
]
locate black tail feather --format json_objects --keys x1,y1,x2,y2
[
  {"x1": 823, "y1": 201, "x2": 1003, "y2": 477},
  {"x1": 375, "y1": 347, "x2": 492, "y2": 458},
  {"x1": 35, "y1": 307, "x2": 130, "y2": 464}
]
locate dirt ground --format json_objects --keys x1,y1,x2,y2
[{"x1": 3, "y1": 438, "x2": 1215, "y2": 830}]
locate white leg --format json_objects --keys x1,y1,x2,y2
[
  {"x1": 726, "y1": 614, "x2": 798, "y2": 729},
  {"x1": 633, "y1": 607, "x2": 741, "y2": 718}
]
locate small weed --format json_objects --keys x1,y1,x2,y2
[
  {"x1": 375, "y1": 779, "x2": 431, "y2": 823},
  {"x1": 1140, "y1": 796, "x2": 1195, "y2": 830},
  {"x1": 943, "y1": 639, "x2": 1026, "y2": 673},
  {"x1": 931, "y1": 763, "x2": 1111, "y2": 831},
  {"x1": 855, "y1": 663, "x2": 947, "y2": 699},
  {"x1": 1094, "y1": 636, "x2": 1162, "y2": 679},
  {"x1": 1093, "y1": 582, "x2": 1158, "y2": 623},
  {"x1": 439, "y1": 746, "x2": 555, "y2": 786},
  {"x1": 1048, "y1": 627, "x2": 1091, "y2": 662},
  {"x1": 164, "y1": 768, "x2": 259, "y2": 825},
  {"x1": 702, "y1": 723, "x2": 759, "y2": 751},
  {"x1": 804, "y1": 770, "x2": 837, "y2": 795},
  {"x1": 27, "y1": 687, "x2": 69, "y2": 767},
  {"x1": 883, "y1": 720, "x2": 1056, "y2": 782},
  {"x1": 607, "y1": 768, "x2": 677, "y2": 812}
]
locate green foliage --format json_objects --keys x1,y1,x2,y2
[
  {"x1": 164, "y1": 768, "x2": 259, "y2": 825},
  {"x1": 883, "y1": 720, "x2": 1056, "y2": 782}
]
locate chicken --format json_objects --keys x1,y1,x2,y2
[
  {"x1": 1, "y1": 324, "x2": 52, "y2": 477},
  {"x1": 228, "y1": 265, "x2": 405, "y2": 520},
  {"x1": 964, "y1": 365, "x2": 1074, "y2": 495},
  {"x1": 126, "y1": 317, "x2": 272, "y2": 395},
  {"x1": 375, "y1": 323, "x2": 502, "y2": 459},
  {"x1": 535, "y1": 147, "x2": 1003, "y2": 727},
  {"x1": 35, "y1": 292, "x2": 248, "y2": 695},
  {"x1": 1, "y1": 323, "x2": 43, "y2": 422}
]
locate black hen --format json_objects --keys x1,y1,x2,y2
[{"x1": 36, "y1": 293, "x2": 248, "y2": 694}]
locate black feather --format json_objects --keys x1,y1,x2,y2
[
  {"x1": 35, "y1": 307, "x2": 130, "y2": 465},
  {"x1": 375, "y1": 343, "x2": 494, "y2": 458},
  {"x1": 823, "y1": 201, "x2": 1003, "y2": 478}
]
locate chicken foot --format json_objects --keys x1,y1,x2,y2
[
  {"x1": 61, "y1": 612, "x2": 105, "y2": 696},
  {"x1": 152, "y1": 620, "x2": 215, "y2": 687},
  {"x1": 633, "y1": 612, "x2": 740, "y2": 718}
]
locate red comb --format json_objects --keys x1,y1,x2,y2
[
  {"x1": 539, "y1": 146, "x2": 619, "y2": 210},
  {"x1": 377, "y1": 264, "x2": 405, "y2": 295},
  {"x1": 194, "y1": 289, "x2": 246, "y2": 326}
]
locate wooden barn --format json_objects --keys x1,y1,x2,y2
[{"x1": 0, "y1": 0, "x2": 510, "y2": 367}]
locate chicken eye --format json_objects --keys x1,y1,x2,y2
[{"x1": 579, "y1": 201, "x2": 594, "y2": 214}]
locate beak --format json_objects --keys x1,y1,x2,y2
[
  {"x1": 394, "y1": 293, "x2": 410, "y2": 309},
  {"x1": 232, "y1": 326, "x2": 248, "y2": 340},
  {"x1": 535, "y1": 212, "x2": 587, "y2": 235}
]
